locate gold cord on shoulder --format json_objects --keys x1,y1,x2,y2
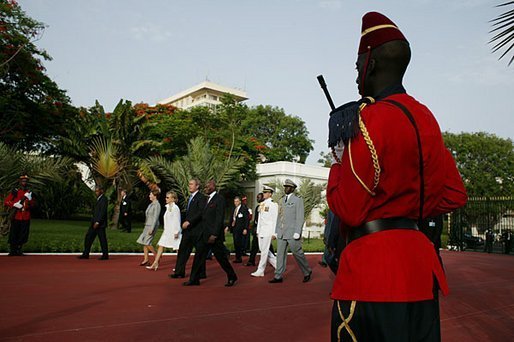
[{"x1": 348, "y1": 97, "x2": 381, "y2": 196}]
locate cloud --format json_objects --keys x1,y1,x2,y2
[
  {"x1": 130, "y1": 24, "x2": 173, "y2": 42},
  {"x1": 318, "y1": 0, "x2": 342, "y2": 10},
  {"x1": 445, "y1": 55, "x2": 513, "y2": 87},
  {"x1": 408, "y1": 0, "x2": 490, "y2": 10}
]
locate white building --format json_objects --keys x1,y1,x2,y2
[
  {"x1": 243, "y1": 161, "x2": 330, "y2": 238},
  {"x1": 158, "y1": 81, "x2": 247, "y2": 110}
]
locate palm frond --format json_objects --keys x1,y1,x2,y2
[
  {"x1": 90, "y1": 137, "x2": 121, "y2": 179},
  {"x1": 490, "y1": 2, "x2": 514, "y2": 65},
  {"x1": 144, "y1": 137, "x2": 245, "y2": 207},
  {"x1": 0, "y1": 142, "x2": 74, "y2": 198}
]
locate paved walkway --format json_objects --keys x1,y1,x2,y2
[{"x1": 0, "y1": 251, "x2": 512, "y2": 341}]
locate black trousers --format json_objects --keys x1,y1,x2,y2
[
  {"x1": 248, "y1": 232, "x2": 274, "y2": 263},
  {"x1": 233, "y1": 228, "x2": 245, "y2": 259},
  {"x1": 189, "y1": 238, "x2": 236, "y2": 282},
  {"x1": 82, "y1": 226, "x2": 109, "y2": 257},
  {"x1": 9, "y1": 220, "x2": 30, "y2": 252},
  {"x1": 331, "y1": 299, "x2": 441, "y2": 342},
  {"x1": 120, "y1": 215, "x2": 131, "y2": 232},
  {"x1": 173, "y1": 231, "x2": 206, "y2": 277}
]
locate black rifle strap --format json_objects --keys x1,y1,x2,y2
[{"x1": 384, "y1": 99, "x2": 425, "y2": 225}]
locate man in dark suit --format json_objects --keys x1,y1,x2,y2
[
  {"x1": 78, "y1": 185, "x2": 109, "y2": 260},
  {"x1": 184, "y1": 179, "x2": 238, "y2": 287},
  {"x1": 170, "y1": 178, "x2": 207, "y2": 278},
  {"x1": 228, "y1": 196, "x2": 250, "y2": 263},
  {"x1": 119, "y1": 189, "x2": 132, "y2": 233}
]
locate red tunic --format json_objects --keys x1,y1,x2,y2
[
  {"x1": 327, "y1": 93, "x2": 467, "y2": 302},
  {"x1": 4, "y1": 188, "x2": 34, "y2": 221}
]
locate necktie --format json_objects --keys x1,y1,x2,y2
[
  {"x1": 285, "y1": 196, "x2": 288, "y2": 203},
  {"x1": 187, "y1": 195, "x2": 193, "y2": 210}
]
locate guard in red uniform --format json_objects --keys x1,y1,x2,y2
[
  {"x1": 4, "y1": 175, "x2": 35, "y2": 256},
  {"x1": 326, "y1": 12, "x2": 467, "y2": 341}
]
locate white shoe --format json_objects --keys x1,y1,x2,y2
[{"x1": 251, "y1": 271, "x2": 264, "y2": 277}]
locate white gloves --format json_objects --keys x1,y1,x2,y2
[
  {"x1": 293, "y1": 233, "x2": 301, "y2": 240},
  {"x1": 13, "y1": 201, "x2": 23, "y2": 209},
  {"x1": 24, "y1": 192, "x2": 32, "y2": 200},
  {"x1": 331, "y1": 143, "x2": 345, "y2": 165}
]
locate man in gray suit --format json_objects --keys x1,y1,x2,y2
[{"x1": 269, "y1": 179, "x2": 312, "y2": 283}]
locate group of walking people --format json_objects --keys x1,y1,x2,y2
[
  {"x1": 166, "y1": 177, "x2": 312, "y2": 286},
  {"x1": 76, "y1": 177, "x2": 312, "y2": 287}
]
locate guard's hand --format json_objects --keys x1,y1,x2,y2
[
  {"x1": 13, "y1": 201, "x2": 23, "y2": 209},
  {"x1": 243, "y1": 229, "x2": 247, "y2": 236},
  {"x1": 182, "y1": 221, "x2": 190, "y2": 229},
  {"x1": 208, "y1": 235, "x2": 216, "y2": 244},
  {"x1": 293, "y1": 233, "x2": 301, "y2": 240},
  {"x1": 24, "y1": 192, "x2": 32, "y2": 200}
]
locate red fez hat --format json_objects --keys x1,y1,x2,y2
[{"x1": 358, "y1": 12, "x2": 407, "y2": 54}]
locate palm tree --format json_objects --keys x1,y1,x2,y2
[
  {"x1": 0, "y1": 142, "x2": 72, "y2": 196},
  {"x1": 146, "y1": 137, "x2": 245, "y2": 207},
  {"x1": 490, "y1": 1, "x2": 514, "y2": 66},
  {"x1": 0, "y1": 142, "x2": 72, "y2": 234},
  {"x1": 54, "y1": 99, "x2": 161, "y2": 227}
]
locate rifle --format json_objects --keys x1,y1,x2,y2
[{"x1": 316, "y1": 75, "x2": 336, "y2": 111}]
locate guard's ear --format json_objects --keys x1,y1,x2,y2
[{"x1": 367, "y1": 59, "x2": 376, "y2": 75}]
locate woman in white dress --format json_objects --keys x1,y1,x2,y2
[
  {"x1": 147, "y1": 191, "x2": 181, "y2": 271},
  {"x1": 136, "y1": 189, "x2": 161, "y2": 266}
]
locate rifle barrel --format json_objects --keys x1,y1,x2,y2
[{"x1": 317, "y1": 75, "x2": 336, "y2": 111}]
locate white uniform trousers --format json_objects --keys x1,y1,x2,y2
[{"x1": 255, "y1": 235, "x2": 277, "y2": 275}]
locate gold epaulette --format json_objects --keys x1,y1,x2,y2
[{"x1": 348, "y1": 97, "x2": 381, "y2": 196}]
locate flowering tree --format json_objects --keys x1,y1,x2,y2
[{"x1": 0, "y1": 0, "x2": 72, "y2": 150}]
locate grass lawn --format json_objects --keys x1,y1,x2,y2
[{"x1": 0, "y1": 219, "x2": 326, "y2": 253}]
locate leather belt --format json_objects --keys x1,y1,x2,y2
[{"x1": 349, "y1": 217, "x2": 418, "y2": 242}]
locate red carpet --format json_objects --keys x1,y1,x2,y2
[{"x1": 0, "y1": 251, "x2": 512, "y2": 341}]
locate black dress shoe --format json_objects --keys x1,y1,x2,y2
[
  {"x1": 303, "y1": 271, "x2": 312, "y2": 283},
  {"x1": 244, "y1": 261, "x2": 256, "y2": 266},
  {"x1": 183, "y1": 280, "x2": 200, "y2": 286},
  {"x1": 98, "y1": 256, "x2": 109, "y2": 260},
  {"x1": 169, "y1": 274, "x2": 185, "y2": 279},
  {"x1": 199, "y1": 274, "x2": 207, "y2": 279},
  {"x1": 77, "y1": 255, "x2": 89, "y2": 259},
  {"x1": 225, "y1": 278, "x2": 238, "y2": 287},
  {"x1": 268, "y1": 277, "x2": 283, "y2": 283}
]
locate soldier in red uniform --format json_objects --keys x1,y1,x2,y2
[
  {"x1": 326, "y1": 12, "x2": 467, "y2": 341},
  {"x1": 4, "y1": 175, "x2": 35, "y2": 256}
]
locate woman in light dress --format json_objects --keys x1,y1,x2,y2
[
  {"x1": 137, "y1": 189, "x2": 161, "y2": 266},
  {"x1": 147, "y1": 191, "x2": 181, "y2": 271}
]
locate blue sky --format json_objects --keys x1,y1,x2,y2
[{"x1": 19, "y1": 0, "x2": 513, "y2": 164}]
